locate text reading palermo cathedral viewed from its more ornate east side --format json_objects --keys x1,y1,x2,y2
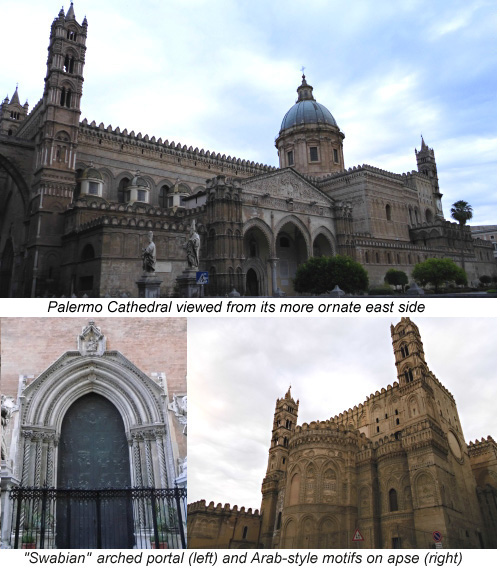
[
  {"x1": 0, "y1": 3, "x2": 495, "y2": 297},
  {"x1": 187, "y1": 319, "x2": 496, "y2": 550}
]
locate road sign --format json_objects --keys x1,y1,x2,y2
[
  {"x1": 196, "y1": 271, "x2": 209, "y2": 285},
  {"x1": 352, "y1": 529, "x2": 364, "y2": 542},
  {"x1": 432, "y1": 531, "x2": 442, "y2": 543}
]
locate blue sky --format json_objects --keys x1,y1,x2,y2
[{"x1": 1, "y1": 0, "x2": 496, "y2": 223}]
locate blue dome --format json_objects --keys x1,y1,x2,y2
[{"x1": 280, "y1": 99, "x2": 338, "y2": 132}]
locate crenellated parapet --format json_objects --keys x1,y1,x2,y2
[
  {"x1": 187, "y1": 500, "x2": 260, "y2": 517},
  {"x1": 79, "y1": 119, "x2": 276, "y2": 176},
  {"x1": 468, "y1": 436, "x2": 497, "y2": 457}
]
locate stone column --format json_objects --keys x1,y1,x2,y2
[
  {"x1": 155, "y1": 432, "x2": 168, "y2": 489},
  {"x1": 269, "y1": 258, "x2": 278, "y2": 295}
]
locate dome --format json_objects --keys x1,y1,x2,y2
[
  {"x1": 279, "y1": 75, "x2": 338, "y2": 133},
  {"x1": 280, "y1": 100, "x2": 337, "y2": 131}
]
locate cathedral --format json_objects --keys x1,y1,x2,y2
[
  {"x1": 0, "y1": 4, "x2": 495, "y2": 297},
  {"x1": 187, "y1": 318, "x2": 497, "y2": 549},
  {"x1": 0, "y1": 318, "x2": 187, "y2": 549}
]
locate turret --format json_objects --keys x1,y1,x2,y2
[
  {"x1": 259, "y1": 387, "x2": 299, "y2": 547},
  {"x1": 415, "y1": 136, "x2": 444, "y2": 219},
  {"x1": 24, "y1": 3, "x2": 88, "y2": 296},
  {"x1": 0, "y1": 87, "x2": 29, "y2": 136}
]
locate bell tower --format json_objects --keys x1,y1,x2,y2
[
  {"x1": 391, "y1": 318, "x2": 430, "y2": 385},
  {"x1": 25, "y1": 3, "x2": 87, "y2": 296},
  {"x1": 260, "y1": 388, "x2": 298, "y2": 548},
  {"x1": 415, "y1": 136, "x2": 444, "y2": 219}
]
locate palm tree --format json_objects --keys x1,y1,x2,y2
[{"x1": 451, "y1": 200, "x2": 473, "y2": 271}]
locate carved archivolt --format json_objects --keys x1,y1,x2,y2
[{"x1": 18, "y1": 341, "x2": 176, "y2": 490}]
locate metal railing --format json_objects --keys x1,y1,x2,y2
[{"x1": 9, "y1": 486, "x2": 187, "y2": 549}]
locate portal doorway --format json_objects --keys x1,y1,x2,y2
[
  {"x1": 246, "y1": 268, "x2": 259, "y2": 296},
  {"x1": 56, "y1": 393, "x2": 133, "y2": 548}
]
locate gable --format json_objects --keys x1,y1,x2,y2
[{"x1": 242, "y1": 169, "x2": 333, "y2": 207}]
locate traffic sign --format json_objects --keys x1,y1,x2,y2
[
  {"x1": 352, "y1": 529, "x2": 364, "y2": 542},
  {"x1": 432, "y1": 531, "x2": 442, "y2": 543},
  {"x1": 196, "y1": 271, "x2": 209, "y2": 285}
]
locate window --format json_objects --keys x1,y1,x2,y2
[
  {"x1": 67, "y1": 30, "x2": 77, "y2": 41},
  {"x1": 276, "y1": 512, "x2": 282, "y2": 530},
  {"x1": 88, "y1": 182, "x2": 99, "y2": 195},
  {"x1": 242, "y1": 526, "x2": 248, "y2": 540},
  {"x1": 309, "y1": 146, "x2": 319, "y2": 162},
  {"x1": 386, "y1": 204, "x2": 392, "y2": 221},
  {"x1": 279, "y1": 236, "x2": 290, "y2": 248},
  {"x1": 333, "y1": 148, "x2": 339, "y2": 163},
  {"x1": 392, "y1": 537, "x2": 402, "y2": 549},
  {"x1": 396, "y1": 418, "x2": 400, "y2": 425},
  {"x1": 137, "y1": 189, "x2": 147, "y2": 202},
  {"x1": 64, "y1": 55, "x2": 75, "y2": 73},
  {"x1": 60, "y1": 87, "x2": 71, "y2": 108},
  {"x1": 287, "y1": 151, "x2": 294, "y2": 166},
  {"x1": 389, "y1": 489, "x2": 398, "y2": 512}
]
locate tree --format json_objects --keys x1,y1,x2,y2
[
  {"x1": 411, "y1": 258, "x2": 467, "y2": 293},
  {"x1": 294, "y1": 255, "x2": 369, "y2": 295},
  {"x1": 451, "y1": 200, "x2": 473, "y2": 269},
  {"x1": 384, "y1": 269, "x2": 408, "y2": 291}
]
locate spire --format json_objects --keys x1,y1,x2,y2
[
  {"x1": 10, "y1": 85, "x2": 20, "y2": 105},
  {"x1": 296, "y1": 74, "x2": 315, "y2": 102},
  {"x1": 58, "y1": 6, "x2": 65, "y2": 18},
  {"x1": 421, "y1": 135, "x2": 427, "y2": 151},
  {"x1": 66, "y1": 2, "x2": 75, "y2": 20},
  {"x1": 285, "y1": 385, "x2": 292, "y2": 399}
]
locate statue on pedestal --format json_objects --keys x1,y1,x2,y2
[
  {"x1": 142, "y1": 231, "x2": 156, "y2": 273},
  {"x1": 186, "y1": 221, "x2": 200, "y2": 269}
]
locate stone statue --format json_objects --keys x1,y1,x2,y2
[
  {"x1": 186, "y1": 221, "x2": 200, "y2": 269},
  {"x1": 1, "y1": 396, "x2": 13, "y2": 461},
  {"x1": 142, "y1": 231, "x2": 156, "y2": 273}
]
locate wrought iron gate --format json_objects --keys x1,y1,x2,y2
[{"x1": 9, "y1": 486, "x2": 187, "y2": 549}]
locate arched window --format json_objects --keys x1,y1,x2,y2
[
  {"x1": 80, "y1": 244, "x2": 95, "y2": 261},
  {"x1": 60, "y1": 87, "x2": 71, "y2": 108},
  {"x1": 64, "y1": 54, "x2": 75, "y2": 73},
  {"x1": 242, "y1": 526, "x2": 248, "y2": 540},
  {"x1": 386, "y1": 204, "x2": 392, "y2": 221},
  {"x1": 389, "y1": 488, "x2": 398, "y2": 512},
  {"x1": 117, "y1": 178, "x2": 130, "y2": 203}
]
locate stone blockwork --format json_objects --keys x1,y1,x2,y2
[
  {"x1": 0, "y1": 6, "x2": 495, "y2": 297},
  {"x1": 188, "y1": 500, "x2": 261, "y2": 549},
  {"x1": 189, "y1": 318, "x2": 496, "y2": 550}
]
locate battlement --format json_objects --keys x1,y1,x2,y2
[
  {"x1": 187, "y1": 500, "x2": 260, "y2": 517},
  {"x1": 79, "y1": 119, "x2": 276, "y2": 175},
  {"x1": 317, "y1": 163, "x2": 432, "y2": 187},
  {"x1": 468, "y1": 436, "x2": 497, "y2": 456}
]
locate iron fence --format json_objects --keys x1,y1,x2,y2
[{"x1": 9, "y1": 486, "x2": 186, "y2": 549}]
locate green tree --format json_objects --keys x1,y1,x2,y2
[
  {"x1": 294, "y1": 255, "x2": 369, "y2": 295},
  {"x1": 451, "y1": 200, "x2": 473, "y2": 269},
  {"x1": 384, "y1": 269, "x2": 408, "y2": 291},
  {"x1": 412, "y1": 258, "x2": 467, "y2": 293}
]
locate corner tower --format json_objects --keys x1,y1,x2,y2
[
  {"x1": 260, "y1": 387, "x2": 298, "y2": 548},
  {"x1": 391, "y1": 317, "x2": 430, "y2": 386},
  {"x1": 275, "y1": 75, "x2": 345, "y2": 177},
  {"x1": 25, "y1": 3, "x2": 87, "y2": 296},
  {"x1": 415, "y1": 136, "x2": 444, "y2": 219}
]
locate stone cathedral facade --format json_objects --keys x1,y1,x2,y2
[
  {"x1": 0, "y1": 4, "x2": 495, "y2": 297},
  {"x1": 187, "y1": 319, "x2": 497, "y2": 549},
  {"x1": 0, "y1": 318, "x2": 187, "y2": 549}
]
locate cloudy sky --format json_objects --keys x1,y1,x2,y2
[
  {"x1": 188, "y1": 317, "x2": 497, "y2": 511},
  {"x1": 0, "y1": 0, "x2": 496, "y2": 223}
]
